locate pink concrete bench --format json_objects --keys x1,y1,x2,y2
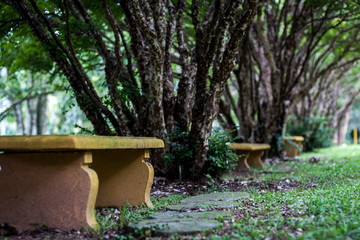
[
  {"x1": 0, "y1": 135, "x2": 163, "y2": 232},
  {"x1": 284, "y1": 136, "x2": 304, "y2": 157},
  {"x1": 227, "y1": 143, "x2": 270, "y2": 170}
]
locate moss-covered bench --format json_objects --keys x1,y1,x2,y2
[
  {"x1": 284, "y1": 136, "x2": 304, "y2": 157},
  {"x1": 0, "y1": 135, "x2": 163, "y2": 232},
  {"x1": 227, "y1": 143, "x2": 270, "y2": 170}
]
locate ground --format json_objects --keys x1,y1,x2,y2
[{"x1": 1, "y1": 145, "x2": 360, "y2": 239}]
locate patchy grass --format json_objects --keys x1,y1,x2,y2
[{"x1": 2, "y1": 145, "x2": 360, "y2": 239}]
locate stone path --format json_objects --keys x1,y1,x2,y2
[{"x1": 129, "y1": 192, "x2": 249, "y2": 235}]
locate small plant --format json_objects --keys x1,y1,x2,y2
[
  {"x1": 205, "y1": 174, "x2": 218, "y2": 192},
  {"x1": 153, "y1": 194, "x2": 187, "y2": 210},
  {"x1": 134, "y1": 224, "x2": 163, "y2": 238}
]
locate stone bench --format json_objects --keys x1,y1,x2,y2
[
  {"x1": 284, "y1": 136, "x2": 304, "y2": 157},
  {"x1": 227, "y1": 143, "x2": 270, "y2": 170},
  {"x1": 0, "y1": 135, "x2": 164, "y2": 232}
]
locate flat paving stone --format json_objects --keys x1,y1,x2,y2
[
  {"x1": 129, "y1": 192, "x2": 249, "y2": 235},
  {"x1": 129, "y1": 219, "x2": 222, "y2": 235},
  {"x1": 149, "y1": 210, "x2": 233, "y2": 220},
  {"x1": 166, "y1": 201, "x2": 240, "y2": 211},
  {"x1": 180, "y1": 191, "x2": 249, "y2": 203},
  {"x1": 167, "y1": 191, "x2": 249, "y2": 211}
]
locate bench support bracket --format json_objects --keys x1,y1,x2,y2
[
  {"x1": 91, "y1": 149, "x2": 154, "y2": 209},
  {"x1": 0, "y1": 152, "x2": 99, "y2": 232}
]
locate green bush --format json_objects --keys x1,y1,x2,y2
[
  {"x1": 204, "y1": 128, "x2": 239, "y2": 178},
  {"x1": 286, "y1": 116, "x2": 335, "y2": 151},
  {"x1": 163, "y1": 127, "x2": 239, "y2": 180}
]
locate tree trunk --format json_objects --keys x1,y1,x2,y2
[
  {"x1": 337, "y1": 110, "x2": 350, "y2": 145},
  {"x1": 36, "y1": 95, "x2": 48, "y2": 135},
  {"x1": 13, "y1": 104, "x2": 25, "y2": 135},
  {"x1": 26, "y1": 98, "x2": 37, "y2": 135}
]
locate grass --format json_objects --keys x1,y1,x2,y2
[{"x1": 226, "y1": 145, "x2": 360, "y2": 240}]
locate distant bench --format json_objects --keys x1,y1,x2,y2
[
  {"x1": 0, "y1": 135, "x2": 164, "y2": 232},
  {"x1": 227, "y1": 143, "x2": 270, "y2": 170},
  {"x1": 284, "y1": 136, "x2": 304, "y2": 157}
]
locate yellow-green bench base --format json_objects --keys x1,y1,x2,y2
[
  {"x1": 228, "y1": 143, "x2": 270, "y2": 170},
  {"x1": 0, "y1": 135, "x2": 163, "y2": 232},
  {"x1": 284, "y1": 136, "x2": 304, "y2": 157}
]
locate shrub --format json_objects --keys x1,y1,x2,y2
[
  {"x1": 204, "y1": 128, "x2": 239, "y2": 178},
  {"x1": 163, "y1": 127, "x2": 239, "y2": 180},
  {"x1": 286, "y1": 116, "x2": 335, "y2": 151}
]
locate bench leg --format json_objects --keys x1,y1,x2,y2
[
  {"x1": 284, "y1": 141, "x2": 298, "y2": 157},
  {"x1": 0, "y1": 152, "x2": 99, "y2": 232},
  {"x1": 246, "y1": 150, "x2": 265, "y2": 168},
  {"x1": 234, "y1": 151, "x2": 251, "y2": 171},
  {"x1": 91, "y1": 149, "x2": 154, "y2": 208},
  {"x1": 298, "y1": 142, "x2": 303, "y2": 155}
]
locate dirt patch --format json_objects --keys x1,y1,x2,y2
[{"x1": 151, "y1": 176, "x2": 316, "y2": 199}]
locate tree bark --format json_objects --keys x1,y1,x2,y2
[
  {"x1": 337, "y1": 110, "x2": 350, "y2": 145},
  {"x1": 13, "y1": 104, "x2": 25, "y2": 135},
  {"x1": 36, "y1": 94, "x2": 48, "y2": 135}
]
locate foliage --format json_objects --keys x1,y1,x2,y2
[
  {"x1": 205, "y1": 128, "x2": 239, "y2": 178},
  {"x1": 0, "y1": 69, "x2": 87, "y2": 135},
  {"x1": 286, "y1": 116, "x2": 335, "y2": 151},
  {"x1": 164, "y1": 127, "x2": 240, "y2": 180},
  {"x1": 164, "y1": 127, "x2": 238, "y2": 179}
]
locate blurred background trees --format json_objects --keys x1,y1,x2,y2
[{"x1": 217, "y1": 0, "x2": 360, "y2": 154}]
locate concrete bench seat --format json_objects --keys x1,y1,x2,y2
[
  {"x1": 0, "y1": 135, "x2": 164, "y2": 232},
  {"x1": 227, "y1": 143, "x2": 270, "y2": 170},
  {"x1": 284, "y1": 136, "x2": 304, "y2": 157}
]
